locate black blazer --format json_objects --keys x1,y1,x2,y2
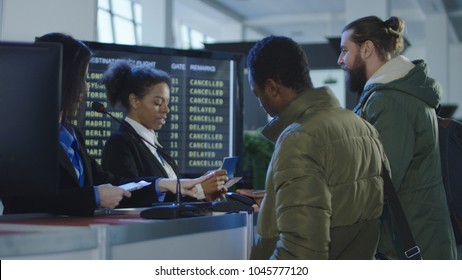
[
  {"x1": 2, "y1": 125, "x2": 159, "y2": 216},
  {"x1": 102, "y1": 122, "x2": 178, "y2": 178},
  {"x1": 102, "y1": 122, "x2": 181, "y2": 202}
]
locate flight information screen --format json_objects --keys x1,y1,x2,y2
[{"x1": 75, "y1": 42, "x2": 243, "y2": 177}]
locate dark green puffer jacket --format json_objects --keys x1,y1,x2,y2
[
  {"x1": 251, "y1": 87, "x2": 385, "y2": 259},
  {"x1": 354, "y1": 58, "x2": 457, "y2": 259}
]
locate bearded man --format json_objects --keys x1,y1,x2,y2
[{"x1": 338, "y1": 15, "x2": 457, "y2": 260}]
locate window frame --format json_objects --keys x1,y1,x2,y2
[{"x1": 97, "y1": 0, "x2": 141, "y2": 45}]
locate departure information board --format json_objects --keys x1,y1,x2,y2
[{"x1": 75, "y1": 42, "x2": 243, "y2": 177}]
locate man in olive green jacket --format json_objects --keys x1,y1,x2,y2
[
  {"x1": 247, "y1": 36, "x2": 386, "y2": 259},
  {"x1": 338, "y1": 16, "x2": 457, "y2": 259}
]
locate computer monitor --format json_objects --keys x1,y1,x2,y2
[
  {"x1": 0, "y1": 41, "x2": 61, "y2": 196},
  {"x1": 78, "y1": 41, "x2": 244, "y2": 178}
]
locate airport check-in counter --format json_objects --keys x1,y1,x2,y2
[{"x1": 0, "y1": 211, "x2": 253, "y2": 260}]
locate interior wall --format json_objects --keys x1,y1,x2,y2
[
  {"x1": 1, "y1": 0, "x2": 97, "y2": 42},
  {"x1": 0, "y1": 0, "x2": 461, "y2": 120},
  {"x1": 449, "y1": 44, "x2": 462, "y2": 120},
  {"x1": 174, "y1": 0, "x2": 243, "y2": 45},
  {"x1": 138, "y1": 0, "x2": 171, "y2": 47},
  {"x1": 0, "y1": 0, "x2": 4, "y2": 39}
]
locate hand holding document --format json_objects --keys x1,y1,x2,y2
[
  {"x1": 224, "y1": 177, "x2": 242, "y2": 188},
  {"x1": 118, "y1": 180, "x2": 151, "y2": 192},
  {"x1": 219, "y1": 156, "x2": 242, "y2": 189}
]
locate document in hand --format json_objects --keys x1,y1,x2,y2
[
  {"x1": 118, "y1": 180, "x2": 151, "y2": 191},
  {"x1": 221, "y1": 156, "x2": 238, "y2": 178},
  {"x1": 224, "y1": 177, "x2": 242, "y2": 188}
]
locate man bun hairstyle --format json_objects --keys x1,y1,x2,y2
[{"x1": 343, "y1": 15, "x2": 406, "y2": 61}]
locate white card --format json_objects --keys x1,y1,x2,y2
[{"x1": 118, "y1": 180, "x2": 151, "y2": 191}]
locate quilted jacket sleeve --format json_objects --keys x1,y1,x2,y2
[{"x1": 270, "y1": 130, "x2": 332, "y2": 260}]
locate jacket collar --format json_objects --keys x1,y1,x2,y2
[
  {"x1": 355, "y1": 59, "x2": 441, "y2": 111},
  {"x1": 262, "y1": 86, "x2": 340, "y2": 142},
  {"x1": 125, "y1": 117, "x2": 162, "y2": 148},
  {"x1": 118, "y1": 120, "x2": 173, "y2": 178},
  {"x1": 365, "y1": 55, "x2": 415, "y2": 88}
]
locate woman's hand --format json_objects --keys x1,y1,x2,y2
[
  {"x1": 200, "y1": 169, "x2": 228, "y2": 194},
  {"x1": 180, "y1": 169, "x2": 228, "y2": 201},
  {"x1": 158, "y1": 169, "x2": 228, "y2": 200},
  {"x1": 97, "y1": 184, "x2": 131, "y2": 209},
  {"x1": 178, "y1": 182, "x2": 199, "y2": 197}
]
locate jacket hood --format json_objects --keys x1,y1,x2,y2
[
  {"x1": 362, "y1": 59, "x2": 442, "y2": 109},
  {"x1": 262, "y1": 87, "x2": 340, "y2": 142}
]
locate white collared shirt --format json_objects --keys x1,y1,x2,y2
[{"x1": 125, "y1": 117, "x2": 177, "y2": 180}]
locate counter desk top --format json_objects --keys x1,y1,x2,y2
[{"x1": 0, "y1": 210, "x2": 253, "y2": 260}]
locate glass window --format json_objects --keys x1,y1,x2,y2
[
  {"x1": 97, "y1": 10, "x2": 114, "y2": 43},
  {"x1": 205, "y1": 36, "x2": 216, "y2": 44},
  {"x1": 190, "y1": 28, "x2": 205, "y2": 49},
  {"x1": 134, "y1": 2, "x2": 142, "y2": 24},
  {"x1": 97, "y1": 0, "x2": 141, "y2": 45},
  {"x1": 99, "y1": 0, "x2": 110, "y2": 10},
  {"x1": 111, "y1": 0, "x2": 132, "y2": 19},
  {"x1": 180, "y1": 24, "x2": 190, "y2": 49},
  {"x1": 178, "y1": 24, "x2": 215, "y2": 49},
  {"x1": 114, "y1": 17, "x2": 136, "y2": 45},
  {"x1": 136, "y1": 25, "x2": 142, "y2": 44}
]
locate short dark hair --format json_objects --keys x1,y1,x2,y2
[
  {"x1": 342, "y1": 15, "x2": 405, "y2": 61},
  {"x1": 102, "y1": 60, "x2": 172, "y2": 109},
  {"x1": 36, "y1": 32, "x2": 92, "y2": 121},
  {"x1": 246, "y1": 35, "x2": 313, "y2": 93}
]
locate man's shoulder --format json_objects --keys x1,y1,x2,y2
[{"x1": 287, "y1": 108, "x2": 357, "y2": 137}]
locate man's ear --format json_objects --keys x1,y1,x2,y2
[
  {"x1": 361, "y1": 40, "x2": 375, "y2": 59},
  {"x1": 265, "y1": 79, "x2": 279, "y2": 97}
]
